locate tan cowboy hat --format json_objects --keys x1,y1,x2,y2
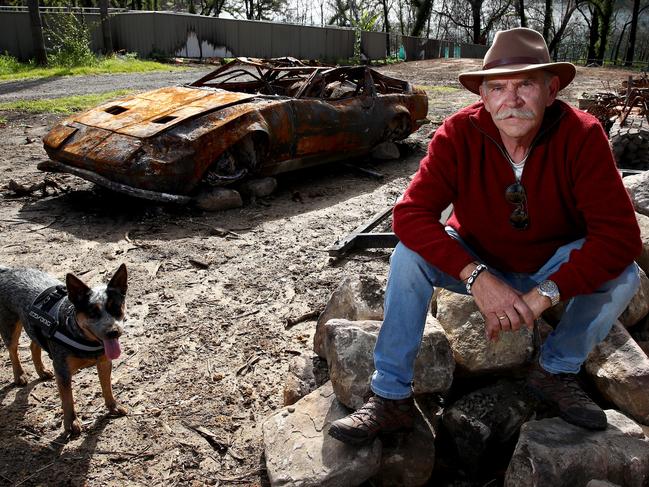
[{"x1": 458, "y1": 27, "x2": 576, "y2": 95}]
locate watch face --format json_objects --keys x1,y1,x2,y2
[{"x1": 539, "y1": 280, "x2": 559, "y2": 295}]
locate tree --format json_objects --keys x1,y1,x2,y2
[
  {"x1": 595, "y1": 0, "x2": 615, "y2": 64},
  {"x1": 99, "y1": 0, "x2": 113, "y2": 54},
  {"x1": 542, "y1": 0, "x2": 552, "y2": 40},
  {"x1": 410, "y1": 0, "x2": 432, "y2": 36},
  {"x1": 578, "y1": 0, "x2": 613, "y2": 65},
  {"x1": 624, "y1": 0, "x2": 649, "y2": 66},
  {"x1": 250, "y1": 0, "x2": 286, "y2": 19},
  {"x1": 380, "y1": 0, "x2": 391, "y2": 53},
  {"x1": 516, "y1": 0, "x2": 527, "y2": 27},
  {"x1": 327, "y1": 0, "x2": 354, "y2": 25},
  {"x1": 433, "y1": 0, "x2": 512, "y2": 45},
  {"x1": 27, "y1": 0, "x2": 47, "y2": 65},
  {"x1": 545, "y1": 0, "x2": 584, "y2": 59}
]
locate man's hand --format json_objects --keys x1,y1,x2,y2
[
  {"x1": 469, "y1": 271, "x2": 536, "y2": 341},
  {"x1": 521, "y1": 287, "x2": 553, "y2": 320}
]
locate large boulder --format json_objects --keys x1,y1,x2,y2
[
  {"x1": 624, "y1": 172, "x2": 649, "y2": 217},
  {"x1": 504, "y1": 410, "x2": 649, "y2": 487},
  {"x1": 262, "y1": 382, "x2": 381, "y2": 487},
  {"x1": 324, "y1": 317, "x2": 454, "y2": 409},
  {"x1": 315, "y1": 276, "x2": 384, "y2": 358},
  {"x1": 436, "y1": 290, "x2": 534, "y2": 374},
  {"x1": 325, "y1": 319, "x2": 381, "y2": 409},
  {"x1": 585, "y1": 321, "x2": 649, "y2": 425},
  {"x1": 283, "y1": 353, "x2": 329, "y2": 406},
  {"x1": 442, "y1": 380, "x2": 535, "y2": 474}
]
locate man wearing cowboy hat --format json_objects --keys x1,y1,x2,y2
[{"x1": 328, "y1": 27, "x2": 642, "y2": 445}]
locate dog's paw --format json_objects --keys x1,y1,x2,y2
[
  {"x1": 13, "y1": 374, "x2": 28, "y2": 386},
  {"x1": 65, "y1": 418, "x2": 82, "y2": 436},
  {"x1": 37, "y1": 369, "x2": 54, "y2": 380},
  {"x1": 107, "y1": 403, "x2": 128, "y2": 417}
]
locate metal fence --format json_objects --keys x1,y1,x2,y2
[{"x1": 0, "y1": 9, "x2": 488, "y2": 63}]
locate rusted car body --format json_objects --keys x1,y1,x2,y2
[{"x1": 40, "y1": 58, "x2": 428, "y2": 203}]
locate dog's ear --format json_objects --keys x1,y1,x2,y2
[
  {"x1": 66, "y1": 273, "x2": 92, "y2": 308},
  {"x1": 108, "y1": 264, "x2": 128, "y2": 296}
]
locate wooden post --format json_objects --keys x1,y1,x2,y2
[
  {"x1": 27, "y1": 0, "x2": 47, "y2": 65},
  {"x1": 99, "y1": 0, "x2": 113, "y2": 55}
]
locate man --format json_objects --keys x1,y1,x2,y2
[{"x1": 328, "y1": 27, "x2": 642, "y2": 446}]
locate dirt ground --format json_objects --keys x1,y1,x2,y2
[{"x1": 0, "y1": 58, "x2": 640, "y2": 487}]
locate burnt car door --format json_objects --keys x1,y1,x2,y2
[{"x1": 289, "y1": 67, "x2": 379, "y2": 160}]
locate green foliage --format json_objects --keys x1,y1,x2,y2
[
  {"x1": 0, "y1": 53, "x2": 33, "y2": 75},
  {"x1": 45, "y1": 13, "x2": 96, "y2": 68},
  {"x1": 0, "y1": 90, "x2": 132, "y2": 114},
  {"x1": 0, "y1": 55, "x2": 177, "y2": 81},
  {"x1": 351, "y1": 10, "x2": 380, "y2": 64}
]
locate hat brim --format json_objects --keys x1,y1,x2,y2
[{"x1": 458, "y1": 62, "x2": 576, "y2": 95}]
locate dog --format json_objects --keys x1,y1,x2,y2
[{"x1": 0, "y1": 264, "x2": 128, "y2": 435}]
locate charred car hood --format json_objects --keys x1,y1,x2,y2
[{"x1": 70, "y1": 86, "x2": 257, "y2": 138}]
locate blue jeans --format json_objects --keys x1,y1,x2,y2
[{"x1": 371, "y1": 229, "x2": 641, "y2": 400}]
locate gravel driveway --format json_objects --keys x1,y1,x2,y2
[{"x1": 0, "y1": 66, "x2": 214, "y2": 102}]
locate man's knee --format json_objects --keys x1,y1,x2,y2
[{"x1": 613, "y1": 262, "x2": 641, "y2": 300}]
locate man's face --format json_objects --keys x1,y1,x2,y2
[{"x1": 479, "y1": 70, "x2": 559, "y2": 142}]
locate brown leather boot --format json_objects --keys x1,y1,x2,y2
[
  {"x1": 526, "y1": 363, "x2": 607, "y2": 430},
  {"x1": 327, "y1": 395, "x2": 414, "y2": 446}
]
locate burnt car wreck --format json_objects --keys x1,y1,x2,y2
[{"x1": 39, "y1": 58, "x2": 428, "y2": 204}]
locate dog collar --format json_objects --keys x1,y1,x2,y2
[{"x1": 28, "y1": 285, "x2": 104, "y2": 357}]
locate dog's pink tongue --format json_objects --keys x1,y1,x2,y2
[{"x1": 103, "y1": 338, "x2": 121, "y2": 360}]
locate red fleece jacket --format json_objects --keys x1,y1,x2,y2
[{"x1": 393, "y1": 100, "x2": 641, "y2": 300}]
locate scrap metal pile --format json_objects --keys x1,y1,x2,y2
[{"x1": 580, "y1": 74, "x2": 649, "y2": 171}]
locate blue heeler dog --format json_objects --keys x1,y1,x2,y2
[{"x1": 0, "y1": 264, "x2": 128, "y2": 435}]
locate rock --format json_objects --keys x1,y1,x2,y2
[
  {"x1": 237, "y1": 177, "x2": 278, "y2": 198},
  {"x1": 638, "y1": 341, "x2": 649, "y2": 357},
  {"x1": 371, "y1": 400, "x2": 438, "y2": 486},
  {"x1": 325, "y1": 319, "x2": 381, "y2": 409},
  {"x1": 442, "y1": 380, "x2": 535, "y2": 474},
  {"x1": 324, "y1": 317, "x2": 454, "y2": 409},
  {"x1": 630, "y1": 316, "x2": 649, "y2": 343},
  {"x1": 412, "y1": 316, "x2": 455, "y2": 396},
  {"x1": 585, "y1": 321, "x2": 649, "y2": 425},
  {"x1": 371, "y1": 142, "x2": 400, "y2": 160},
  {"x1": 620, "y1": 267, "x2": 649, "y2": 328},
  {"x1": 504, "y1": 410, "x2": 649, "y2": 487},
  {"x1": 315, "y1": 276, "x2": 384, "y2": 358},
  {"x1": 586, "y1": 481, "x2": 622, "y2": 487},
  {"x1": 436, "y1": 290, "x2": 534, "y2": 374},
  {"x1": 262, "y1": 382, "x2": 381, "y2": 487},
  {"x1": 193, "y1": 187, "x2": 243, "y2": 211},
  {"x1": 283, "y1": 353, "x2": 329, "y2": 406},
  {"x1": 624, "y1": 172, "x2": 649, "y2": 217},
  {"x1": 635, "y1": 212, "x2": 649, "y2": 276}
]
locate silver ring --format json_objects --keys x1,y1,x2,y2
[{"x1": 498, "y1": 315, "x2": 507, "y2": 320}]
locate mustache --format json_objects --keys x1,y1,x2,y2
[{"x1": 493, "y1": 108, "x2": 536, "y2": 120}]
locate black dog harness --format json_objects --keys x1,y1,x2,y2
[{"x1": 28, "y1": 285, "x2": 104, "y2": 358}]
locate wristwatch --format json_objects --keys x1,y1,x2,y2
[{"x1": 537, "y1": 280, "x2": 560, "y2": 306}]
